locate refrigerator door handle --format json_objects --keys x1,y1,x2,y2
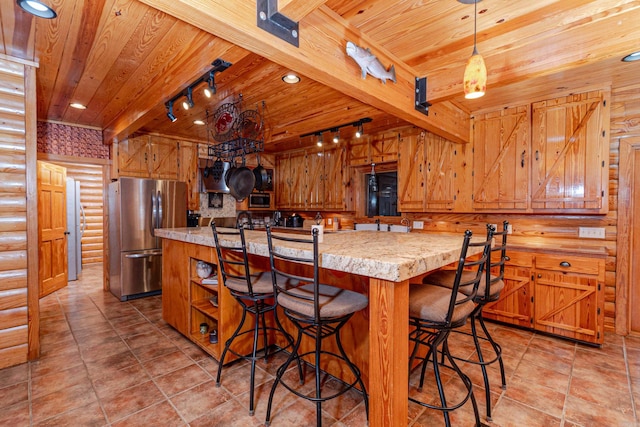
[
  {"x1": 151, "y1": 191, "x2": 157, "y2": 237},
  {"x1": 125, "y1": 251, "x2": 162, "y2": 259},
  {"x1": 79, "y1": 204, "x2": 86, "y2": 237},
  {"x1": 157, "y1": 190, "x2": 163, "y2": 229}
]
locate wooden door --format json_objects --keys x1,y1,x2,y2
[
  {"x1": 472, "y1": 105, "x2": 529, "y2": 211},
  {"x1": 370, "y1": 131, "x2": 398, "y2": 164},
  {"x1": 117, "y1": 136, "x2": 149, "y2": 177},
  {"x1": 626, "y1": 141, "x2": 640, "y2": 334},
  {"x1": 424, "y1": 132, "x2": 455, "y2": 210},
  {"x1": 348, "y1": 137, "x2": 370, "y2": 166},
  {"x1": 306, "y1": 148, "x2": 324, "y2": 209},
  {"x1": 288, "y1": 150, "x2": 307, "y2": 210},
  {"x1": 178, "y1": 141, "x2": 199, "y2": 210},
  {"x1": 275, "y1": 153, "x2": 291, "y2": 208},
  {"x1": 37, "y1": 161, "x2": 68, "y2": 298},
  {"x1": 533, "y1": 255, "x2": 604, "y2": 344},
  {"x1": 531, "y1": 90, "x2": 609, "y2": 213},
  {"x1": 397, "y1": 131, "x2": 425, "y2": 212},
  {"x1": 324, "y1": 146, "x2": 346, "y2": 210},
  {"x1": 483, "y1": 252, "x2": 533, "y2": 328},
  {"x1": 150, "y1": 136, "x2": 179, "y2": 179}
]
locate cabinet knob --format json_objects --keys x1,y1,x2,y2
[{"x1": 559, "y1": 261, "x2": 571, "y2": 267}]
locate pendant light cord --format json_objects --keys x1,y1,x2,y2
[{"x1": 473, "y1": 0, "x2": 479, "y2": 55}]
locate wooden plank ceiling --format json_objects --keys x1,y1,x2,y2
[{"x1": 1, "y1": 0, "x2": 639, "y2": 152}]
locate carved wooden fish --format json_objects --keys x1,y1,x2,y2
[{"x1": 346, "y1": 41, "x2": 397, "y2": 84}]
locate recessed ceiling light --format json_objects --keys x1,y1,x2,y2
[
  {"x1": 69, "y1": 103, "x2": 86, "y2": 110},
  {"x1": 17, "y1": 0, "x2": 57, "y2": 19},
  {"x1": 194, "y1": 120, "x2": 205, "y2": 125},
  {"x1": 622, "y1": 51, "x2": 640, "y2": 62},
  {"x1": 282, "y1": 73, "x2": 300, "y2": 84}
]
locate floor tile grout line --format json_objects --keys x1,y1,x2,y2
[{"x1": 622, "y1": 337, "x2": 638, "y2": 422}]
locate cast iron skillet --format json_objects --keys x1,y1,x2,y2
[
  {"x1": 227, "y1": 158, "x2": 255, "y2": 201},
  {"x1": 253, "y1": 155, "x2": 269, "y2": 191}
]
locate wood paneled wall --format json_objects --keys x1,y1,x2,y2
[{"x1": 0, "y1": 57, "x2": 38, "y2": 369}]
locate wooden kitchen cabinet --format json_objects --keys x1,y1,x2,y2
[
  {"x1": 472, "y1": 105, "x2": 529, "y2": 211},
  {"x1": 276, "y1": 146, "x2": 346, "y2": 211},
  {"x1": 178, "y1": 141, "x2": 199, "y2": 211},
  {"x1": 276, "y1": 150, "x2": 306, "y2": 210},
  {"x1": 531, "y1": 90, "x2": 609, "y2": 213},
  {"x1": 482, "y1": 251, "x2": 533, "y2": 328},
  {"x1": 348, "y1": 132, "x2": 398, "y2": 166},
  {"x1": 483, "y1": 249, "x2": 604, "y2": 345},
  {"x1": 161, "y1": 239, "x2": 242, "y2": 361},
  {"x1": 115, "y1": 135, "x2": 180, "y2": 180},
  {"x1": 398, "y1": 130, "x2": 455, "y2": 212},
  {"x1": 532, "y1": 253, "x2": 605, "y2": 345}
]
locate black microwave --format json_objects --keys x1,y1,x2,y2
[{"x1": 248, "y1": 193, "x2": 271, "y2": 208}]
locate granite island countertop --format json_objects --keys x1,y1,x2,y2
[{"x1": 155, "y1": 227, "x2": 481, "y2": 283}]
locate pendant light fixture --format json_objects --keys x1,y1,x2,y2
[{"x1": 460, "y1": 0, "x2": 486, "y2": 99}]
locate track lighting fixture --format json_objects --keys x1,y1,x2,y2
[
  {"x1": 301, "y1": 117, "x2": 372, "y2": 144},
  {"x1": 182, "y1": 87, "x2": 194, "y2": 110},
  {"x1": 164, "y1": 58, "x2": 232, "y2": 122},
  {"x1": 166, "y1": 101, "x2": 177, "y2": 122}
]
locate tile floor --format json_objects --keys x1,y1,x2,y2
[{"x1": 1, "y1": 264, "x2": 639, "y2": 426}]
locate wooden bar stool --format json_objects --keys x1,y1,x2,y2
[
  {"x1": 408, "y1": 229, "x2": 493, "y2": 427},
  {"x1": 211, "y1": 221, "x2": 298, "y2": 416},
  {"x1": 264, "y1": 225, "x2": 369, "y2": 427}
]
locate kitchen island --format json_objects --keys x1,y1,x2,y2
[{"x1": 155, "y1": 226, "x2": 482, "y2": 427}]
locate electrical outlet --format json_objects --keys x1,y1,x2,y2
[
  {"x1": 413, "y1": 220, "x2": 424, "y2": 230},
  {"x1": 507, "y1": 224, "x2": 513, "y2": 234},
  {"x1": 489, "y1": 223, "x2": 498, "y2": 231},
  {"x1": 578, "y1": 227, "x2": 605, "y2": 239}
]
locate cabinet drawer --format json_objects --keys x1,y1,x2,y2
[
  {"x1": 534, "y1": 254, "x2": 600, "y2": 275},
  {"x1": 505, "y1": 251, "x2": 533, "y2": 268}
]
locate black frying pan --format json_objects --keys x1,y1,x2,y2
[
  {"x1": 228, "y1": 158, "x2": 255, "y2": 201},
  {"x1": 253, "y1": 155, "x2": 269, "y2": 191}
]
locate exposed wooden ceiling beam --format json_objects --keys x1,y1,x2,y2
[
  {"x1": 278, "y1": 0, "x2": 328, "y2": 22},
  {"x1": 136, "y1": 0, "x2": 470, "y2": 144}
]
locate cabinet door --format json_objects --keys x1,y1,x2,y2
[
  {"x1": 424, "y1": 132, "x2": 456, "y2": 210},
  {"x1": 276, "y1": 154, "x2": 291, "y2": 208},
  {"x1": 371, "y1": 131, "x2": 398, "y2": 163},
  {"x1": 482, "y1": 252, "x2": 533, "y2": 328},
  {"x1": 288, "y1": 150, "x2": 307, "y2": 210},
  {"x1": 472, "y1": 105, "x2": 529, "y2": 210},
  {"x1": 531, "y1": 90, "x2": 609, "y2": 213},
  {"x1": 117, "y1": 136, "x2": 150, "y2": 177},
  {"x1": 324, "y1": 146, "x2": 346, "y2": 210},
  {"x1": 306, "y1": 149, "x2": 324, "y2": 209},
  {"x1": 533, "y1": 255, "x2": 604, "y2": 344},
  {"x1": 397, "y1": 131, "x2": 425, "y2": 211},
  {"x1": 178, "y1": 142, "x2": 199, "y2": 210},
  {"x1": 150, "y1": 137, "x2": 179, "y2": 179},
  {"x1": 348, "y1": 137, "x2": 370, "y2": 166}
]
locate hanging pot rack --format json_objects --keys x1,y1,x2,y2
[{"x1": 206, "y1": 96, "x2": 266, "y2": 162}]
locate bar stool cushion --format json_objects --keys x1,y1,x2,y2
[
  {"x1": 224, "y1": 272, "x2": 277, "y2": 294},
  {"x1": 423, "y1": 270, "x2": 504, "y2": 299},
  {"x1": 278, "y1": 283, "x2": 368, "y2": 319},
  {"x1": 409, "y1": 284, "x2": 476, "y2": 324}
]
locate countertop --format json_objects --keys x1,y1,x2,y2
[{"x1": 155, "y1": 227, "x2": 478, "y2": 282}]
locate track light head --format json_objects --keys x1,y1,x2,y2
[
  {"x1": 182, "y1": 87, "x2": 194, "y2": 110},
  {"x1": 204, "y1": 72, "x2": 216, "y2": 98},
  {"x1": 166, "y1": 101, "x2": 177, "y2": 122},
  {"x1": 332, "y1": 129, "x2": 339, "y2": 143},
  {"x1": 316, "y1": 133, "x2": 323, "y2": 147},
  {"x1": 355, "y1": 123, "x2": 363, "y2": 138}
]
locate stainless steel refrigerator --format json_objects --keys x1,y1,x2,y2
[{"x1": 108, "y1": 177, "x2": 187, "y2": 301}]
